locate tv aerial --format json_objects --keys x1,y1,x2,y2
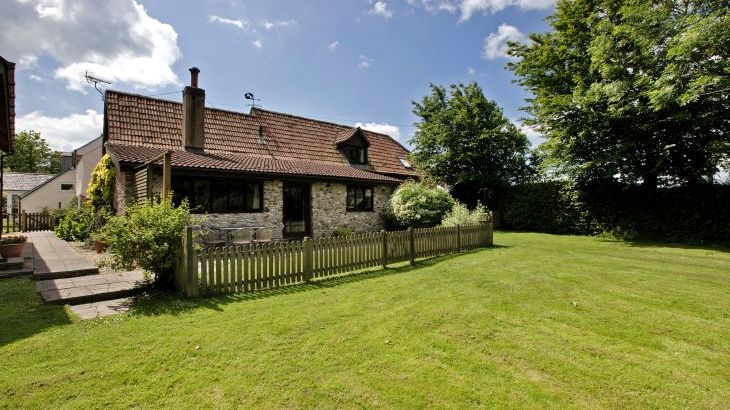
[
  {"x1": 82, "y1": 70, "x2": 112, "y2": 100},
  {"x1": 244, "y1": 92, "x2": 261, "y2": 108}
]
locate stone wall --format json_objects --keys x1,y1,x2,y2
[
  {"x1": 310, "y1": 182, "x2": 393, "y2": 237},
  {"x1": 115, "y1": 169, "x2": 394, "y2": 238},
  {"x1": 202, "y1": 180, "x2": 284, "y2": 239}
]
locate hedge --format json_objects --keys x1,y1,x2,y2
[{"x1": 496, "y1": 181, "x2": 730, "y2": 242}]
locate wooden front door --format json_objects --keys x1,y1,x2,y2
[{"x1": 282, "y1": 182, "x2": 311, "y2": 238}]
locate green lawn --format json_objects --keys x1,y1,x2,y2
[{"x1": 1, "y1": 232, "x2": 729, "y2": 409}]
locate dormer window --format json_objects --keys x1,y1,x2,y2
[
  {"x1": 335, "y1": 127, "x2": 370, "y2": 166},
  {"x1": 348, "y1": 146, "x2": 367, "y2": 164}
]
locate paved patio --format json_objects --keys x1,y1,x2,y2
[
  {"x1": 70, "y1": 297, "x2": 133, "y2": 320},
  {"x1": 30, "y1": 231, "x2": 98, "y2": 279},
  {"x1": 37, "y1": 270, "x2": 148, "y2": 305}
]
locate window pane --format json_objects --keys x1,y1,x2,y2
[
  {"x1": 246, "y1": 183, "x2": 261, "y2": 211},
  {"x1": 355, "y1": 188, "x2": 364, "y2": 209},
  {"x1": 229, "y1": 181, "x2": 245, "y2": 211},
  {"x1": 210, "y1": 180, "x2": 228, "y2": 213},
  {"x1": 347, "y1": 187, "x2": 355, "y2": 209},
  {"x1": 364, "y1": 188, "x2": 373, "y2": 210},
  {"x1": 358, "y1": 148, "x2": 366, "y2": 163},
  {"x1": 194, "y1": 179, "x2": 210, "y2": 212}
]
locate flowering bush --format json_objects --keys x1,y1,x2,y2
[
  {"x1": 389, "y1": 181, "x2": 455, "y2": 228},
  {"x1": 86, "y1": 154, "x2": 115, "y2": 212},
  {"x1": 441, "y1": 202, "x2": 488, "y2": 227}
]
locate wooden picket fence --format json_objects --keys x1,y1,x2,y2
[
  {"x1": 2, "y1": 211, "x2": 54, "y2": 233},
  {"x1": 175, "y1": 219, "x2": 493, "y2": 297}
]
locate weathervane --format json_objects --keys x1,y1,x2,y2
[{"x1": 244, "y1": 92, "x2": 261, "y2": 108}]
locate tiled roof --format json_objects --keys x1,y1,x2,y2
[
  {"x1": 104, "y1": 90, "x2": 419, "y2": 178},
  {"x1": 106, "y1": 143, "x2": 403, "y2": 184},
  {"x1": 3, "y1": 172, "x2": 55, "y2": 191},
  {"x1": 334, "y1": 127, "x2": 361, "y2": 145}
]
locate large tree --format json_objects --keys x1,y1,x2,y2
[
  {"x1": 508, "y1": 0, "x2": 729, "y2": 188},
  {"x1": 4, "y1": 130, "x2": 61, "y2": 173},
  {"x1": 410, "y1": 82, "x2": 532, "y2": 205}
]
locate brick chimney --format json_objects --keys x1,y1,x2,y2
[{"x1": 182, "y1": 67, "x2": 205, "y2": 151}]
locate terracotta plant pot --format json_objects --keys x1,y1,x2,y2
[
  {"x1": 0, "y1": 242, "x2": 25, "y2": 258},
  {"x1": 93, "y1": 240, "x2": 107, "y2": 253}
]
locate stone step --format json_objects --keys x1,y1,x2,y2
[
  {"x1": 70, "y1": 298, "x2": 133, "y2": 320},
  {"x1": 37, "y1": 271, "x2": 149, "y2": 305},
  {"x1": 33, "y1": 266, "x2": 100, "y2": 280},
  {"x1": 0, "y1": 257, "x2": 25, "y2": 271}
]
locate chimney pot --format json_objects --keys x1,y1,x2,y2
[{"x1": 189, "y1": 67, "x2": 200, "y2": 88}]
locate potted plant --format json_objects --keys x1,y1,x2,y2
[
  {"x1": 91, "y1": 231, "x2": 108, "y2": 253},
  {"x1": 0, "y1": 235, "x2": 27, "y2": 258}
]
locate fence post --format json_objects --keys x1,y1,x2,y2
[
  {"x1": 303, "y1": 236, "x2": 313, "y2": 282},
  {"x1": 408, "y1": 227, "x2": 415, "y2": 265},
  {"x1": 183, "y1": 226, "x2": 198, "y2": 297},
  {"x1": 381, "y1": 230, "x2": 388, "y2": 269},
  {"x1": 456, "y1": 224, "x2": 462, "y2": 252},
  {"x1": 486, "y1": 212, "x2": 494, "y2": 246},
  {"x1": 21, "y1": 211, "x2": 27, "y2": 232}
]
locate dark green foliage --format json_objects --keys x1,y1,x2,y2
[
  {"x1": 4, "y1": 130, "x2": 61, "y2": 173},
  {"x1": 508, "y1": 0, "x2": 729, "y2": 187},
  {"x1": 499, "y1": 182, "x2": 730, "y2": 241},
  {"x1": 410, "y1": 83, "x2": 533, "y2": 203},
  {"x1": 102, "y1": 197, "x2": 193, "y2": 288},
  {"x1": 54, "y1": 204, "x2": 111, "y2": 242}
]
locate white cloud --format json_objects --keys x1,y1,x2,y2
[
  {"x1": 467, "y1": 67, "x2": 476, "y2": 75},
  {"x1": 1, "y1": 0, "x2": 181, "y2": 92},
  {"x1": 29, "y1": 74, "x2": 44, "y2": 82},
  {"x1": 408, "y1": 0, "x2": 554, "y2": 21},
  {"x1": 328, "y1": 40, "x2": 340, "y2": 51},
  {"x1": 516, "y1": 121, "x2": 543, "y2": 146},
  {"x1": 263, "y1": 19, "x2": 297, "y2": 30},
  {"x1": 210, "y1": 15, "x2": 249, "y2": 30},
  {"x1": 369, "y1": 1, "x2": 394, "y2": 18},
  {"x1": 357, "y1": 55, "x2": 374, "y2": 69},
  {"x1": 355, "y1": 122, "x2": 401, "y2": 141},
  {"x1": 252, "y1": 39, "x2": 263, "y2": 49},
  {"x1": 16, "y1": 110, "x2": 103, "y2": 151},
  {"x1": 482, "y1": 24, "x2": 526, "y2": 60}
]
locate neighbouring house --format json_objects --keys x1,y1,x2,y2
[
  {"x1": 3, "y1": 172, "x2": 55, "y2": 214},
  {"x1": 17, "y1": 138, "x2": 103, "y2": 213},
  {"x1": 19, "y1": 168, "x2": 76, "y2": 213},
  {"x1": 103, "y1": 67, "x2": 418, "y2": 239},
  {"x1": 71, "y1": 136, "x2": 103, "y2": 204}
]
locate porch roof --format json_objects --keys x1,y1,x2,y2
[{"x1": 106, "y1": 143, "x2": 403, "y2": 184}]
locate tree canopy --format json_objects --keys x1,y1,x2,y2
[
  {"x1": 410, "y1": 82, "x2": 532, "y2": 205},
  {"x1": 508, "y1": 0, "x2": 729, "y2": 188},
  {"x1": 4, "y1": 130, "x2": 61, "y2": 174}
]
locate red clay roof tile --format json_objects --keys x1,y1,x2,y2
[{"x1": 104, "y1": 90, "x2": 419, "y2": 179}]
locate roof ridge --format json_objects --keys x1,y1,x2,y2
[
  {"x1": 105, "y1": 89, "x2": 259, "y2": 120},
  {"x1": 3, "y1": 171, "x2": 55, "y2": 176}
]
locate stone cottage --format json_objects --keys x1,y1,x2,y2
[{"x1": 103, "y1": 68, "x2": 418, "y2": 239}]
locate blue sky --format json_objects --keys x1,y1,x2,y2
[{"x1": 2, "y1": 0, "x2": 554, "y2": 152}]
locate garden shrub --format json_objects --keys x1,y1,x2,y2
[
  {"x1": 333, "y1": 227, "x2": 353, "y2": 237},
  {"x1": 497, "y1": 181, "x2": 730, "y2": 242},
  {"x1": 441, "y1": 202, "x2": 488, "y2": 227},
  {"x1": 389, "y1": 181, "x2": 455, "y2": 228},
  {"x1": 54, "y1": 203, "x2": 112, "y2": 242},
  {"x1": 86, "y1": 154, "x2": 116, "y2": 212},
  {"x1": 102, "y1": 196, "x2": 192, "y2": 288}
]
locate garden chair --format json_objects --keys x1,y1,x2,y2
[
  {"x1": 254, "y1": 228, "x2": 273, "y2": 243},
  {"x1": 230, "y1": 228, "x2": 254, "y2": 246},
  {"x1": 198, "y1": 227, "x2": 226, "y2": 249}
]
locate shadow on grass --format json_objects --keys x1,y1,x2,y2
[
  {"x1": 128, "y1": 247, "x2": 503, "y2": 317},
  {"x1": 0, "y1": 277, "x2": 73, "y2": 346},
  {"x1": 597, "y1": 237, "x2": 730, "y2": 253}
]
